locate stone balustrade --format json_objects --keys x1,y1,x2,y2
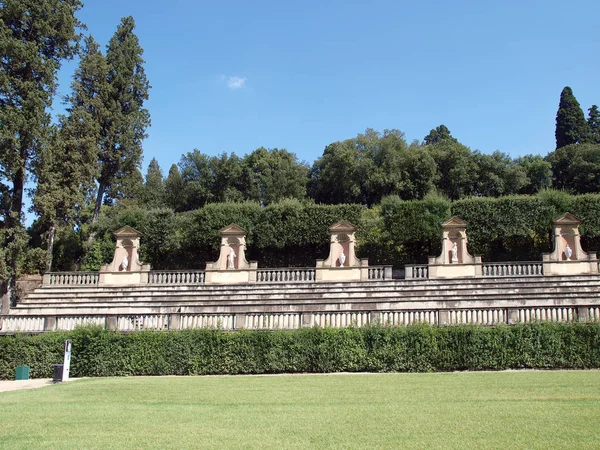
[
  {"x1": 256, "y1": 268, "x2": 316, "y2": 283},
  {"x1": 379, "y1": 310, "x2": 438, "y2": 326},
  {"x1": 367, "y1": 266, "x2": 393, "y2": 280},
  {"x1": 245, "y1": 313, "x2": 301, "y2": 329},
  {"x1": 482, "y1": 262, "x2": 543, "y2": 277},
  {"x1": 117, "y1": 315, "x2": 170, "y2": 331},
  {"x1": 56, "y1": 316, "x2": 106, "y2": 331},
  {"x1": 2, "y1": 305, "x2": 599, "y2": 334},
  {"x1": 312, "y1": 312, "x2": 371, "y2": 328},
  {"x1": 516, "y1": 306, "x2": 577, "y2": 323},
  {"x1": 44, "y1": 272, "x2": 99, "y2": 286},
  {"x1": 149, "y1": 270, "x2": 205, "y2": 285},
  {"x1": 446, "y1": 309, "x2": 506, "y2": 325},
  {"x1": 178, "y1": 314, "x2": 235, "y2": 330},
  {"x1": 405, "y1": 265, "x2": 429, "y2": 279}
]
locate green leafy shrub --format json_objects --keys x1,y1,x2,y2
[{"x1": 1, "y1": 323, "x2": 599, "y2": 380}]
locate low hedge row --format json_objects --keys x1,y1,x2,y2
[{"x1": 2, "y1": 323, "x2": 599, "y2": 379}]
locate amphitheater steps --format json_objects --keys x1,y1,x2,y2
[{"x1": 10, "y1": 275, "x2": 600, "y2": 316}]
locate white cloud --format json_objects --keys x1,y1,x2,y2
[{"x1": 221, "y1": 75, "x2": 246, "y2": 89}]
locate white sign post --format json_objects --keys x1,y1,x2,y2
[{"x1": 62, "y1": 340, "x2": 72, "y2": 382}]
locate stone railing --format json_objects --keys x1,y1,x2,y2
[
  {"x1": 378, "y1": 310, "x2": 438, "y2": 326},
  {"x1": 367, "y1": 266, "x2": 393, "y2": 280},
  {"x1": 482, "y1": 262, "x2": 543, "y2": 277},
  {"x1": 256, "y1": 268, "x2": 316, "y2": 283},
  {"x1": 56, "y1": 316, "x2": 106, "y2": 331},
  {"x1": 245, "y1": 313, "x2": 301, "y2": 330},
  {"x1": 312, "y1": 312, "x2": 371, "y2": 328},
  {"x1": 178, "y1": 314, "x2": 235, "y2": 330},
  {"x1": 404, "y1": 265, "x2": 429, "y2": 279},
  {"x1": 2, "y1": 305, "x2": 599, "y2": 333},
  {"x1": 148, "y1": 270, "x2": 205, "y2": 285},
  {"x1": 44, "y1": 272, "x2": 99, "y2": 286},
  {"x1": 446, "y1": 309, "x2": 506, "y2": 326}
]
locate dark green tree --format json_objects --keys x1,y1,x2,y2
[
  {"x1": 32, "y1": 121, "x2": 96, "y2": 271},
  {"x1": 0, "y1": 0, "x2": 83, "y2": 308},
  {"x1": 547, "y1": 144, "x2": 600, "y2": 193},
  {"x1": 555, "y1": 86, "x2": 588, "y2": 149},
  {"x1": 423, "y1": 125, "x2": 458, "y2": 145},
  {"x1": 241, "y1": 148, "x2": 308, "y2": 206},
  {"x1": 586, "y1": 105, "x2": 600, "y2": 145},
  {"x1": 93, "y1": 16, "x2": 150, "y2": 222},
  {"x1": 514, "y1": 155, "x2": 553, "y2": 194},
  {"x1": 139, "y1": 158, "x2": 165, "y2": 208},
  {"x1": 164, "y1": 164, "x2": 186, "y2": 211},
  {"x1": 310, "y1": 140, "x2": 368, "y2": 205},
  {"x1": 178, "y1": 149, "x2": 214, "y2": 210},
  {"x1": 429, "y1": 140, "x2": 478, "y2": 200}
]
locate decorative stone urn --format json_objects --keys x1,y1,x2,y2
[
  {"x1": 205, "y1": 224, "x2": 258, "y2": 284},
  {"x1": 542, "y1": 213, "x2": 598, "y2": 275},
  {"x1": 428, "y1": 217, "x2": 482, "y2": 279},
  {"x1": 98, "y1": 226, "x2": 151, "y2": 286},
  {"x1": 316, "y1": 220, "x2": 370, "y2": 281}
]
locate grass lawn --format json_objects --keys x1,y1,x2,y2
[{"x1": 1, "y1": 371, "x2": 599, "y2": 449}]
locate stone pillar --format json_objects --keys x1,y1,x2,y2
[
  {"x1": 44, "y1": 316, "x2": 57, "y2": 332},
  {"x1": 301, "y1": 313, "x2": 314, "y2": 327},
  {"x1": 577, "y1": 307, "x2": 590, "y2": 323},
  {"x1": 169, "y1": 313, "x2": 181, "y2": 331},
  {"x1": 234, "y1": 313, "x2": 247, "y2": 330},
  {"x1": 438, "y1": 310, "x2": 449, "y2": 326},
  {"x1": 507, "y1": 308, "x2": 519, "y2": 325},
  {"x1": 369, "y1": 311, "x2": 380, "y2": 325},
  {"x1": 106, "y1": 316, "x2": 118, "y2": 331}
]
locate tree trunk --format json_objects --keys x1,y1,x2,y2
[
  {"x1": 92, "y1": 181, "x2": 105, "y2": 224},
  {"x1": 1, "y1": 278, "x2": 13, "y2": 314},
  {"x1": 88, "y1": 182, "x2": 106, "y2": 244},
  {"x1": 45, "y1": 225, "x2": 56, "y2": 273}
]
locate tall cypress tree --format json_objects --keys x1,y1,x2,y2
[
  {"x1": 0, "y1": 0, "x2": 82, "y2": 309},
  {"x1": 32, "y1": 37, "x2": 104, "y2": 270},
  {"x1": 93, "y1": 16, "x2": 150, "y2": 223},
  {"x1": 555, "y1": 86, "x2": 588, "y2": 149},
  {"x1": 586, "y1": 105, "x2": 600, "y2": 145}
]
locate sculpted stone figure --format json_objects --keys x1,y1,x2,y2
[
  {"x1": 565, "y1": 244, "x2": 572, "y2": 261},
  {"x1": 121, "y1": 255, "x2": 129, "y2": 271},
  {"x1": 451, "y1": 242, "x2": 458, "y2": 263},
  {"x1": 227, "y1": 248, "x2": 236, "y2": 270},
  {"x1": 339, "y1": 249, "x2": 346, "y2": 267}
]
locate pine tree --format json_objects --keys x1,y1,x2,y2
[
  {"x1": 141, "y1": 158, "x2": 165, "y2": 208},
  {"x1": 586, "y1": 105, "x2": 600, "y2": 145},
  {"x1": 0, "y1": 0, "x2": 82, "y2": 309},
  {"x1": 165, "y1": 164, "x2": 185, "y2": 211},
  {"x1": 424, "y1": 125, "x2": 458, "y2": 145},
  {"x1": 555, "y1": 87, "x2": 588, "y2": 149},
  {"x1": 93, "y1": 16, "x2": 150, "y2": 222}
]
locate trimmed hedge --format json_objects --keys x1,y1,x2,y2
[{"x1": 1, "y1": 323, "x2": 599, "y2": 379}]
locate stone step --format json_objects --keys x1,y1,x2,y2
[
  {"x1": 20, "y1": 278, "x2": 600, "y2": 303},
  {"x1": 12, "y1": 288, "x2": 600, "y2": 314}
]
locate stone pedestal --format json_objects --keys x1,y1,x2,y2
[
  {"x1": 542, "y1": 213, "x2": 598, "y2": 276},
  {"x1": 316, "y1": 221, "x2": 369, "y2": 282},
  {"x1": 428, "y1": 217, "x2": 482, "y2": 279},
  {"x1": 99, "y1": 226, "x2": 151, "y2": 286},
  {"x1": 205, "y1": 224, "x2": 258, "y2": 284}
]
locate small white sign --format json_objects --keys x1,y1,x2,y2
[{"x1": 62, "y1": 340, "x2": 72, "y2": 381}]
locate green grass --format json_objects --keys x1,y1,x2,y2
[{"x1": 1, "y1": 371, "x2": 600, "y2": 449}]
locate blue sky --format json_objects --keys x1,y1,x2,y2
[{"x1": 56, "y1": 0, "x2": 600, "y2": 174}]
